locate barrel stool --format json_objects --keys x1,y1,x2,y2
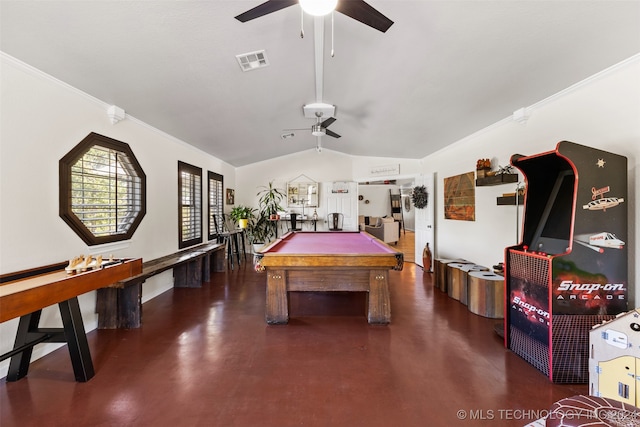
[
  {"x1": 446, "y1": 261, "x2": 475, "y2": 300},
  {"x1": 467, "y1": 271, "x2": 504, "y2": 318},
  {"x1": 546, "y1": 394, "x2": 640, "y2": 427},
  {"x1": 447, "y1": 260, "x2": 475, "y2": 301},
  {"x1": 459, "y1": 265, "x2": 488, "y2": 305},
  {"x1": 434, "y1": 259, "x2": 448, "y2": 291},
  {"x1": 435, "y1": 258, "x2": 467, "y2": 293}
]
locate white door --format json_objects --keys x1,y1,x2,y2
[
  {"x1": 324, "y1": 181, "x2": 358, "y2": 231},
  {"x1": 414, "y1": 173, "x2": 435, "y2": 270}
]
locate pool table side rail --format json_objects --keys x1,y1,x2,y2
[
  {"x1": 257, "y1": 231, "x2": 404, "y2": 271},
  {"x1": 258, "y1": 253, "x2": 403, "y2": 270}
]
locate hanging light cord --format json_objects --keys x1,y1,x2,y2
[{"x1": 300, "y1": 7, "x2": 304, "y2": 38}]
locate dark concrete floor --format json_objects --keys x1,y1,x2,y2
[{"x1": 1, "y1": 262, "x2": 586, "y2": 426}]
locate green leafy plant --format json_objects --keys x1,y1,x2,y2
[
  {"x1": 249, "y1": 181, "x2": 285, "y2": 243},
  {"x1": 229, "y1": 205, "x2": 255, "y2": 231},
  {"x1": 257, "y1": 181, "x2": 285, "y2": 217},
  {"x1": 247, "y1": 214, "x2": 270, "y2": 245},
  {"x1": 229, "y1": 205, "x2": 255, "y2": 222}
]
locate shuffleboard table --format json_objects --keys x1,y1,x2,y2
[
  {"x1": 0, "y1": 258, "x2": 142, "y2": 382},
  {"x1": 256, "y1": 231, "x2": 403, "y2": 324}
]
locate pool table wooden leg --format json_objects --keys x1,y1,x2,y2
[
  {"x1": 368, "y1": 270, "x2": 390, "y2": 324},
  {"x1": 266, "y1": 270, "x2": 288, "y2": 324}
]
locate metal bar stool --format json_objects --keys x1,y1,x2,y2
[
  {"x1": 224, "y1": 214, "x2": 247, "y2": 263},
  {"x1": 327, "y1": 213, "x2": 343, "y2": 231},
  {"x1": 213, "y1": 214, "x2": 241, "y2": 269},
  {"x1": 288, "y1": 213, "x2": 302, "y2": 232}
]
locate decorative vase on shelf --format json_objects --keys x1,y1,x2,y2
[{"x1": 422, "y1": 242, "x2": 432, "y2": 272}]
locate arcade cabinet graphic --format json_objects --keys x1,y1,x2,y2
[{"x1": 504, "y1": 141, "x2": 628, "y2": 383}]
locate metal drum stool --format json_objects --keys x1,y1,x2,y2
[
  {"x1": 451, "y1": 264, "x2": 488, "y2": 305},
  {"x1": 467, "y1": 271, "x2": 504, "y2": 318},
  {"x1": 435, "y1": 258, "x2": 467, "y2": 293},
  {"x1": 446, "y1": 261, "x2": 475, "y2": 301}
]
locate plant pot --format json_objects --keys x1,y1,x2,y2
[{"x1": 239, "y1": 219, "x2": 249, "y2": 228}]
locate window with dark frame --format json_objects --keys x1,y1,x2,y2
[
  {"x1": 208, "y1": 171, "x2": 224, "y2": 240},
  {"x1": 59, "y1": 132, "x2": 146, "y2": 246},
  {"x1": 178, "y1": 161, "x2": 203, "y2": 248}
]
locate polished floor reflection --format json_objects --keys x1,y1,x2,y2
[{"x1": 1, "y1": 262, "x2": 586, "y2": 426}]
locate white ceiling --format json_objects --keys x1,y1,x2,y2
[{"x1": 1, "y1": 1, "x2": 639, "y2": 166}]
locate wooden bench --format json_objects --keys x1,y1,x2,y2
[{"x1": 96, "y1": 242, "x2": 225, "y2": 329}]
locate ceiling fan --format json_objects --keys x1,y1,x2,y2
[
  {"x1": 234, "y1": 0, "x2": 394, "y2": 33},
  {"x1": 283, "y1": 109, "x2": 341, "y2": 139}
]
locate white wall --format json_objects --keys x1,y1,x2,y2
[
  {"x1": 0, "y1": 54, "x2": 235, "y2": 377},
  {"x1": 235, "y1": 149, "x2": 355, "y2": 231},
  {"x1": 421, "y1": 56, "x2": 639, "y2": 305},
  {"x1": 357, "y1": 184, "x2": 394, "y2": 217}
]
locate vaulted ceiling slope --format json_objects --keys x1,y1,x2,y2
[{"x1": 1, "y1": 1, "x2": 639, "y2": 167}]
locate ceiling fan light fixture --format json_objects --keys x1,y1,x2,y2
[
  {"x1": 311, "y1": 124, "x2": 326, "y2": 136},
  {"x1": 299, "y1": 0, "x2": 337, "y2": 16}
]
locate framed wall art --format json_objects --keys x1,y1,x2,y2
[
  {"x1": 444, "y1": 172, "x2": 475, "y2": 221},
  {"x1": 226, "y1": 188, "x2": 235, "y2": 205}
]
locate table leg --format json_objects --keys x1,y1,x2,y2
[
  {"x1": 202, "y1": 254, "x2": 211, "y2": 282},
  {"x1": 211, "y1": 247, "x2": 226, "y2": 272},
  {"x1": 118, "y1": 283, "x2": 142, "y2": 328},
  {"x1": 367, "y1": 270, "x2": 391, "y2": 324},
  {"x1": 59, "y1": 297, "x2": 95, "y2": 382},
  {"x1": 239, "y1": 230, "x2": 247, "y2": 261},
  {"x1": 96, "y1": 287, "x2": 118, "y2": 329},
  {"x1": 265, "y1": 270, "x2": 288, "y2": 324},
  {"x1": 6, "y1": 297, "x2": 95, "y2": 382},
  {"x1": 6, "y1": 310, "x2": 42, "y2": 381}
]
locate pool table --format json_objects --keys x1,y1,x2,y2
[{"x1": 256, "y1": 231, "x2": 403, "y2": 324}]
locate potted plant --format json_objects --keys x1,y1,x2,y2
[
  {"x1": 257, "y1": 181, "x2": 285, "y2": 222},
  {"x1": 254, "y1": 181, "x2": 285, "y2": 242},
  {"x1": 247, "y1": 213, "x2": 269, "y2": 249},
  {"x1": 229, "y1": 205, "x2": 255, "y2": 229}
]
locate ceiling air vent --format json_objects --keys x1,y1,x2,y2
[{"x1": 236, "y1": 50, "x2": 269, "y2": 72}]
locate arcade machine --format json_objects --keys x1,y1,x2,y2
[{"x1": 504, "y1": 141, "x2": 628, "y2": 383}]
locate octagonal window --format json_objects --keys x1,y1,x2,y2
[{"x1": 60, "y1": 132, "x2": 146, "y2": 245}]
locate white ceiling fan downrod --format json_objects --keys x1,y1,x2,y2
[
  {"x1": 299, "y1": 4, "x2": 335, "y2": 57},
  {"x1": 331, "y1": 11, "x2": 335, "y2": 57}
]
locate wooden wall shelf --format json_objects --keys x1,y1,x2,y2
[
  {"x1": 497, "y1": 195, "x2": 524, "y2": 205},
  {"x1": 476, "y1": 174, "x2": 518, "y2": 186}
]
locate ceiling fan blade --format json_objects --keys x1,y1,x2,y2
[
  {"x1": 325, "y1": 129, "x2": 341, "y2": 139},
  {"x1": 336, "y1": 0, "x2": 394, "y2": 33},
  {"x1": 320, "y1": 117, "x2": 336, "y2": 128},
  {"x1": 234, "y1": 0, "x2": 298, "y2": 22}
]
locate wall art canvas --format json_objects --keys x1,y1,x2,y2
[{"x1": 444, "y1": 172, "x2": 475, "y2": 221}]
